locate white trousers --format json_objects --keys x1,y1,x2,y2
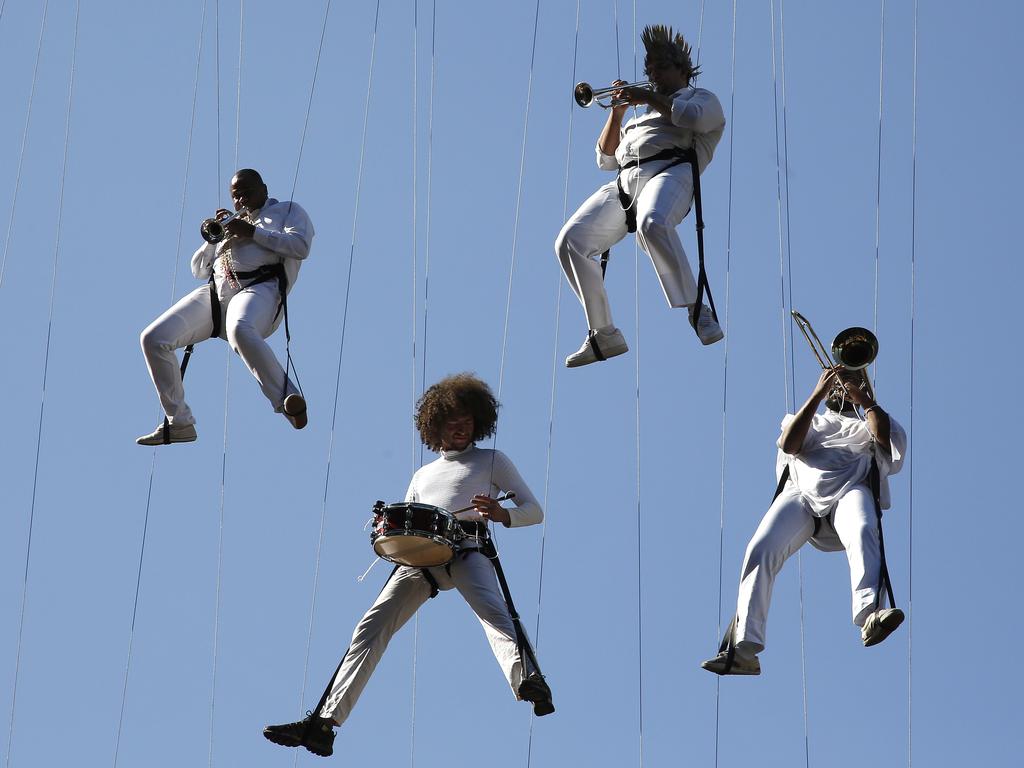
[
  {"x1": 733, "y1": 485, "x2": 882, "y2": 654},
  {"x1": 321, "y1": 550, "x2": 537, "y2": 726},
  {"x1": 555, "y1": 164, "x2": 699, "y2": 330},
  {"x1": 140, "y1": 280, "x2": 294, "y2": 426}
]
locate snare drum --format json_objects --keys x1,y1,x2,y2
[{"x1": 370, "y1": 502, "x2": 461, "y2": 567}]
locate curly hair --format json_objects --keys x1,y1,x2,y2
[
  {"x1": 642, "y1": 24, "x2": 700, "y2": 84},
  {"x1": 414, "y1": 373, "x2": 499, "y2": 451}
]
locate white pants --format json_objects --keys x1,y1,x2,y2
[
  {"x1": 555, "y1": 164, "x2": 699, "y2": 330},
  {"x1": 321, "y1": 550, "x2": 537, "y2": 726},
  {"x1": 733, "y1": 485, "x2": 882, "y2": 654},
  {"x1": 140, "y1": 280, "x2": 295, "y2": 426}
]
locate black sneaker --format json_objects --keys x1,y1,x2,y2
[
  {"x1": 263, "y1": 712, "x2": 336, "y2": 757},
  {"x1": 518, "y1": 673, "x2": 555, "y2": 717}
]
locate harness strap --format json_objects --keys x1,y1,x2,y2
[
  {"x1": 868, "y1": 458, "x2": 897, "y2": 609},
  {"x1": 420, "y1": 567, "x2": 440, "y2": 599},
  {"x1": 587, "y1": 332, "x2": 607, "y2": 362},
  {"x1": 481, "y1": 534, "x2": 544, "y2": 679}
]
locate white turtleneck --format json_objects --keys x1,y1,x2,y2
[{"x1": 404, "y1": 445, "x2": 543, "y2": 528}]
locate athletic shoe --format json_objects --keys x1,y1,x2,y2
[
  {"x1": 700, "y1": 650, "x2": 761, "y2": 676},
  {"x1": 564, "y1": 327, "x2": 628, "y2": 368},
  {"x1": 861, "y1": 608, "x2": 905, "y2": 647},
  {"x1": 689, "y1": 304, "x2": 724, "y2": 346},
  {"x1": 263, "y1": 713, "x2": 336, "y2": 757},
  {"x1": 518, "y1": 673, "x2": 555, "y2": 716},
  {"x1": 283, "y1": 393, "x2": 308, "y2": 430},
  {"x1": 135, "y1": 422, "x2": 197, "y2": 446}
]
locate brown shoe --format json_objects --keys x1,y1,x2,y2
[
  {"x1": 283, "y1": 393, "x2": 308, "y2": 430},
  {"x1": 861, "y1": 608, "x2": 905, "y2": 647}
]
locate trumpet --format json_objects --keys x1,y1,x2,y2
[
  {"x1": 574, "y1": 80, "x2": 653, "y2": 109},
  {"x1": 791, "y1": 310, "x2": 878, "y2": 403},
  {"x1": 200, "y1": 208, "x2": 250, "y2": 244}
]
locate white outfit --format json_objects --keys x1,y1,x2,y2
[
  {"x1": 321, "y1": 446, "x2": 543, "y2": 725},
  {"x1": 733, "y1": 409, "x2": 907, "y2": 655},
  {"x1": 555, "y1": 86, "x2": 725, "y2": 330},
  {"x1": 140, "y1": 198, "x2": 313, "y2": 426}
]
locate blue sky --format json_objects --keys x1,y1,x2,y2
[{"x1": 0, "y1": 1, "x2": 1020, "y2": 766}]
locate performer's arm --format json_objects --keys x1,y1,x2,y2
[
  {"x1": 474, "y1": 451, "x2": 543, "y2": 528},
  {"x1": 191, "y1": 243, "x2": 216, "y2": 279},
  {"x1": 780, "y1": 369, "x2": 838, "y2": 455},
  {"x1": 225, "y1": 203, "x2": 314, "y2": 261},
  {"x1": 841, "y1": 383, "x2": 893, "y2": 461},
  {"x1": 597, "y1": 81, "x2": 630, "y2": 158}
]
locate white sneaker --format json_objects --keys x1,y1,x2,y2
[
  {"x1": 136, "y1": 421, "x2": 197, "y2": 446},
  {"x1": 861, "y1": 608, "x2": 904, "y2": 647},
  {"x1": 701, "y1": 650, "x2": 760, "y2": 676},
  {"x1": 565, "y1": 327, "x2": 628, "y2": 368},
  {"x1": 689, "y1": 304, "x2": 724, "y2": 346}
]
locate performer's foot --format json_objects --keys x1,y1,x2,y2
[
  {"x1": 135, "y1": 422, "x2": 197, "y2": 446},
  {"x1": 263, "y1": 713, "x2": 336, "y2": 757},
  {"x1": 283, "y1": 393, "x2": 308, "y2": 430},
  {"x1": 565, "y1": 327, "x2": 628, "y2": 368},
  {"x1": 700, "y1": 650, "x2": 761, "y2": 676},
  {"x1": 518, "y1": 673, "x2": 555, "y2": 716},
  {"x1": 689, "y1": 304, "x2": 724, "y2": 346},
  {"x1": 861, "y1": 607, "x2": 904, "y2": 647}
]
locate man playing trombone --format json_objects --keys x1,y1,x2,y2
[
  {"x1": 136, "y1": 169, "x2": 314, "y2": 445},
  {"x1": 556, "y1": 24, "x2": 726, "y2": 368},
  {"x1": 702, "y1": 352, "x2": 908, "y2": 676}
]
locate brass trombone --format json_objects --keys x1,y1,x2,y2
[
  {"x1": 574, "y1": 80, "x2": 653, "y2": 109},
  {"x1": 791, "y1": 310, "x2": 878, "y2": 404},
  {"x1": 200, "y1": 208, "x2": 250, "y2": 244}
]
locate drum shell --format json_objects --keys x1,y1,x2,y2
[{"x1": 370, "y1": 502, "x2": 461, "y2": 567}]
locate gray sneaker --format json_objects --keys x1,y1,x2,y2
[
  {"x1": 135, "y1": 422, "x2": 197, "y2": 446},
  {"x1": 565, "y1": 327, "x2": 628, "y2": 368},
  {"x1": 861, "y1": 608, "x2": 904, "y2": 647},
  {"x1": 689, "y1": 304, "x2": 724, "y2": 345},
  {"x1": 701, "y1": 650, "x2": 761, "y2": 676},
  {"x1": 283, "y1": 393, "x2": 308, "y2": 430}
]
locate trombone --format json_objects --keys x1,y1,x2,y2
[
  {"x1": 200, "y1": 208, "x2": 250, "y2": 244},
  {"x1": 574, "y1": 80, "x2": 653, "y2": 109},
  {"x1": 791, "y1": 310, "x2": 878, "y2": 405}
]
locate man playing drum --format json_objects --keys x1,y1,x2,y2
[
  {"x1": 556, "y1": 24, "x2": 727, "y2": 368},
  {"x1": 702, "y1": 366, "x2": 908, "y2": 676},
  {"x1": 264, "y1": 373, "x2": 552, "y2": 758}
]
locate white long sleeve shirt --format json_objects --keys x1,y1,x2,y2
[
  {"x1": 775, "y1": 409, "x2": 907, "y2": 516},
  {"x1": 404, "y1": 445, "x2": 543, "y2": 529},
  {"x1": 596, "y1": 86, "x2": 726, "y2": 173},
  {"x1": 191, "y1": 197, "x2": 314, "y2": 294}
]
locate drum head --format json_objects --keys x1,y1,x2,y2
[{"x1": 373, "y1": 533, "x2": 454, "y2": 567}]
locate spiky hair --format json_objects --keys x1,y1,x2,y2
[{"x1": 642, "y1": 24, "x2": 700, "y2": 83}]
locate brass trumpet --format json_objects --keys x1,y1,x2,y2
[
  {"x1": 791, "y1": 310, "x2": 878, "y2": 403},
  {"x1": 574, "y1": 80, "x2": 653, "y2": 109},
  {"x1": 200, "y1": 208, "x2": 250, "y2": 244}
]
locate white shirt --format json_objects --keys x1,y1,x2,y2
[
  {"x1": 775, "y1": 409, "x2": 907, "y2": 515},
  {"x1": 596, "y1": 86, "x2": 726, "y2": 173},
  {"x1": 404, "y1": 445, "x2": 543, "y2": 529},
  {"x1": 191, "y1": 197, "x2": 314, "y2": 294}
]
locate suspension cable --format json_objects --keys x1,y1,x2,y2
[
  {"x1": 113, "y1": 4, "x2": 209, "y2": 765},
  {"x1": 409, "y1": 3, "x2": 421, "y2": 762},
  {"x1": 4, "y1": 4, "x2": 78, "y2": 765},
  {"x1": 907, "y1": 1, "x2": 918, "y2": 764},
  {"x1": 873, "y1": 0, "x2": 887, "y2": 335},
  {"x1": 712, "y1": 1, "x2": 738, "y2": 764},
  {"x1": 0, "y1": 0, "x2": 49, "y2": 292}
]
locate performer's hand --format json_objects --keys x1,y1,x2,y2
[
  {"x1": 836, "y1": 371, "x2": 874, "y2": 408},
  {"x1": 609, "y1": 79, "x2": 631, "y2": 115},
  {"x1": 224, "y1": 218, "x2": 256, "y2": 239},
  {"x1": 472, "y1": 494, "x2": 511, "y2": 525},
  {"x1": 215, "y1": 208, "x2": 233, "y2": 220},
  {"x1": 811, "y1": 367, "x2": 841, "y2": 399}
]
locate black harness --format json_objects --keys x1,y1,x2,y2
[
  {"x1": 602, "y1": 146, "x2": 718, "y2": 330},
  {"x1": 712, "y1": 456, "x2": 896, "y2": 675},
  {"x1": 160, "y1": 261, "x2": 295, "y2": 444}
]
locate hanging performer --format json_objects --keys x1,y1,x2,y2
[
  {"x1": 555, "y1": 24, "x2": 726, "y2": 368},
  {"x1": 702, "y1": 366, "x2": 908, "y2": 676},
  {"x1": 136, "y1": 169, "x2": 313, "y2": 445},
  {"x1": 264, "y1": 374, "x2": 553, "y2": 758}
]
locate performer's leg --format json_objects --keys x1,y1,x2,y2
[
  {"x1": 320, "y1": 567, "x2": 432, "y2": 725},
  {"x1": 734, "y1": 490, "x2": 815, "y2": 654},
  {"x1": 832, "y1": 485, "x2": 882, "y2": 627},
  {"x1": 224, "y1": 281, "x2": 296, "y2": 412},
  {"x1": 633, "y1": 168, "x2": 698, "y2": 309},
  {"x1": 554, "y1": 182, "x2": 629, "y2": 330},
  {"x1": 139, "y1": 285, "x2": 218, "y2": 425},
  {"x1": 451, "y1": 550, "x2": 533, "y2": 695}
]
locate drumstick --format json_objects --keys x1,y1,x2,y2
[{"x1": 451, "y1": 492, "x2": 516, "y2": 515}]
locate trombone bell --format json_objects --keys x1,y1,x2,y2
[{"x1": 831, "y1": 327, "x2": 878, "y2": 371}]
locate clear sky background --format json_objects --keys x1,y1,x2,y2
[{"x1": 0, "y1": 1, "x2": 1020, "y2": 766}]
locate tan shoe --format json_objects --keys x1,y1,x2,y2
[
  {"x1": 283, "y1": 393, "x2": 308, "y2": 430},
  {"x1": 701, "y1": 650, "x2": 761, "y2": 676},
  {"x1": 861, "y1": 608, "x2": 905, "y2": 647},
  {"x1": 135, "y1": 422, "x2": 197, "y2": 446},
  {"x1": 565, "y1": 327, "x2": 628, "y2": 368}
]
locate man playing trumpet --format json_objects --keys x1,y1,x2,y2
[
  {"x1": 556, "y1": 24, "x2": 726, "y2": 368},
  {"x1": 702, "y1": 363, "x2": 908, "y2": 676},
  {"x1": 136, "y1": 169, "x2": 314, "y2": 445}
]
